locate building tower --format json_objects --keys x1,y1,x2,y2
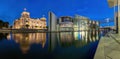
[
  {"x1": 21, "y1": 8, "x2": 30, "y2": 29},
  {"x1": 40, "y1": 15, "x2": 47, "y2": 29}
]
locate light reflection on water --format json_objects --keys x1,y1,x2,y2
[
  {"x1": 12, "y1": 33, "x2": 46, "y2": 54},
  {"x1": 0, "y1": 30, "x2": 101, "y2": 59}
]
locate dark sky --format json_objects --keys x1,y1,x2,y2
[{"x1": 0, "y1": 0, "x2": 114, "y2": 26}]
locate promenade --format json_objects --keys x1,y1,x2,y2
[
  {"x1": 0, "y1": 29, "x2": 100, "y2": 33},
  {"x1": 0, "y1": 29, "x2": 47, "y2": 33},
  {"x1": 94, "y1": 31, "x2": 120, "y2": 59}
]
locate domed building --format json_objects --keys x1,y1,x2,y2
[{"x1": 13, "y1": 8, "x2": 47, "y2": 29}]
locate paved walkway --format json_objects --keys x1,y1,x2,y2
[{"x1": 94, "y1": 31, "x2": 120, "y2": 59}]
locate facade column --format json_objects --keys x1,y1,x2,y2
[{"x1": 118, "y1": 0, "x2": 120, "y2": 33}]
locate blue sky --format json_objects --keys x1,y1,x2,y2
[{"x1": 0, "y1": 0, "x2": 114, "y2": 26}]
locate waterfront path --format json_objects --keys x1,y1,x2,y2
[
  {"x1": 94, "y1": 31, "x2": 120, "y2": 59},
  {"x1": 0, "y1": 29, "x2": 100, "y2": 33}
]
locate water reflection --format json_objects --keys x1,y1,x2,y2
[
  {"x1": 4, "y1": 30, "x2": 100, "y2": 55},
  {"x1": 12, "y1": 33, "x2": 46, "y2": 54},
  {"x1": 59, "y1": 32, "x2": 74, "y2": 47},
  {"x1": 58, "y1": 30, "x2": 100, "y2": 48}
]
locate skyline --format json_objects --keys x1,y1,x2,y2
[{"x1": 0, "y1": 0, "x2": 114, "y2": 26}]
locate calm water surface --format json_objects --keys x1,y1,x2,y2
[{"x1": 0, "y1": 31, "x2": 102, "y2": 59}]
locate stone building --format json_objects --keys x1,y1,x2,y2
[{"x1": 13, "y1": 8, "x2": 47, "y2": 29}]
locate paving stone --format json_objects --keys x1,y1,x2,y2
[{"x1": 94, "y1": 32, "x2": 120, "y2": 59}]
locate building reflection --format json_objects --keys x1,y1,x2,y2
[
  {"x1": 59, "y1": 32, "x2": 74, "y2": 47},
  {"x1": 48, "y1": 30, "x2": 100, "y2": 51},
  {"x1": 12, "y1": 33, "x2": 46, "y2": 54},
  {"x1": 58, "y1": 30, "x2": 100, "y2": 48},
  {"x1": 48, "y1": 33, "x2": 58, "y2": 51},
  {"x1": 4, "y1": 31, "x2": 101, "y2": 53}
]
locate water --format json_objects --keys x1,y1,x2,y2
[{"x1": 0, "y1": 31, "x2": 101, "y2": 59}]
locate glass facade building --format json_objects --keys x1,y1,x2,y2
[
  {"x1": 74, "y1": 15, "x2": 89, "y2": 31},
  {"x1": 72, "y1": 14, "x2": 99, "y2": 40},
  {"x1": 59, "y1": 16, "x2": 73, "y2": 31},
  {"x1": 48, "y1": 12, "x2": 99, "y2": 31}
]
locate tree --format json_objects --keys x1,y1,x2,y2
[
  {"x1": 4, "y1": 22, "x2": 9, "y2": 28},
  {"x1": 0, "y1": 20, "x2": 9, "y2": 29},
  {"x1": 0, "y1": 20, "x2": 3, "y2": 28}
]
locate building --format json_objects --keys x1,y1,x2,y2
[
  {"x1": 48, "y1": 12, "x2": 57, "y2": 31},
  {"x1": 13, "y1": 8, "x2": 47, "y2": 29},
  {"x1": 48, "y1": 12, "x2": 99, "y2": 31},
  {"x1": 57, "y1": 15, "x2": 99, "y2": 31},
  {"x1": 73, "y1": 15, "x2": 99, "y2": 31},
  {"x1": 73, "y1": 15, "x2": 89, "y2": 31},
  {"x1": 59, "y1": 16, "x2": 73, "y2": 31},
  {"x1": 48, "y1": 12, "x2": 74, "y2": 31}
]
